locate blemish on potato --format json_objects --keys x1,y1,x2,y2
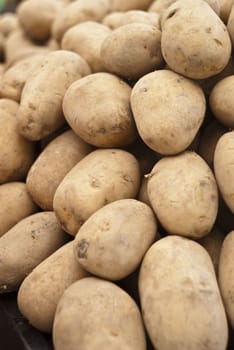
[{"x1": 77, "y1": 239, "x2": 89, "y2": 259}]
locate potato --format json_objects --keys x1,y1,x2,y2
[
  {"x1": 220, "y1": 0, "x2": 234, "y2": 23},
  {"x1": 130, "y1": 69, "x2": 205, "y2": 155},
  {"x1": 214, "y1": 131, "x2": 234, "y2": 214},
  {"x1": 0, "y1": 212, "x2": 68, "y2": 293},
  {"x1": 53, "y1": 149, "x2": 140, "y2": 235},
  {"x1": 0, "y1": 182, "x2": 38, "y2": 237},
  {"x1": 17, "y1": 50, "x2": 91, "y2": 141},
  {"x1": 63, "y1": 72, "x2": 136, "y2": 148},
  {"x1": 139, "y1": 236, "x2": 228, "y2": 350},
  {"x1": 74, "y1": 199, "x2": 157, "y2": 280},
  {"x1": 53, "y1": 277, "x2": 146, "y2": 350},
  {"x1": 161, "y1": 0, "x2": 231, "y2": 79},
  {"x1": 147, "y1": 152, "x2": 218, "y2": 238},
  {"x1": 0, "y1": 13, "x2": 19, "y2": 37},
  {"x1": 26, "y1": 130, "x2": 92, "y2": 210},
  {"x1": 17, "y1": 241, "x2": 89, "y2": 333},
  {"x1": 61, "y1": 21, "x2": 110, "y2": 72},
  {"x1": 52, "y1": 0, "x2": 111, "y2": 43},
  {"x1": 101, "y1": 23, "x2": 163, "y2": 80},
  {"x1": 110, "y1": 0, "x2": 153, "y2": 11},
  {"x1": 0, "y1": 99, "x2": 36, "y2": 184},
  {"x1": 149, "y1": 0, "x2": 220, "y2": 15},
  {"x1": 219, "y1": 231, "x2": 234, "y2": 328}
]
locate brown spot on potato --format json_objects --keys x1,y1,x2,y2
[{"x1": 77, "y1": 239, "x2": 89, "y2": 259}]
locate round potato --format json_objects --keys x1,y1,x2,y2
[
  {"x1": 130, "y1": 69, "x2": 206, "y2": 155},
  {"x1": 53, "y1": 149, "x2": 140, "y2": 235},
  {"x1": 147, "y1": 152, "x2": 218, "y2": 238},
  {"x1": 74, "y1": 199, "x2": 157, "y2": 280},
  {"x1": 0, "y1": 13, "x2": 19, "y2": 37},
  {"x1": 139, "y1": 236, "x2": 228, "y2": 350},
  {"x1": 53, "y1": 277, "x2": 146, "y2": 350}
]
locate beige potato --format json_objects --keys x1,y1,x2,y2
[
  {"x1": 74, "y1": 199, "x2": 157, "y2": 280},
  {"x1": 110, "y1": 0, "x2": 153, "y2": 11},
  {"x1": 0, "y1": 212, "x2": 68, "y2": 293},
  {"x1": 139, "y1": 236, "x2": 228, "y2": 350},
  {"x1": 26, "y1": 130, "x2": 92, "y2": 210},
  {"x1": 0, "y1": 13, "x2": 19, "y2": 37},
  {"x1": 63, "y1": 72, "x2": 136, "y2": 148},
  {"x1": 0, "y1": 182, "x2": 38, "y2": 237},
  {"x1": 147, "y1": 152, "x2": 218, "y2": 238},
  {"x1": 61, "y1": 21, "x2": 110, "y2": 72},
  {"x1": 53, "y1": 149, "x2": 140, "y2": 235},
  {"x1": 101, "y1": 23, "x2": 163, "y2": 80},
  {"x1": 220, "y1": 0, "x2": 234, "y2": 23},
  {"x1": 17, "y1": 50, "x2": 91, "y2": 141},
  {"x1": 17, "y1": 241, "x2": 89, "y2": 333},
  {"x1": 161, "y1": 0, "x2": 231, "y2": 79},
  {"x1": 53, "y1": 277, "x2": 146, "y2": 350},
  {"x1": 149, "y1": 0, "x2": 220, "y2": 15},
  {"x1": 214, "y1": 131, "x2": 234, "y2": 214},
  {"x1": 130, "y1": 69, "x2": 206, "y2": 155}
]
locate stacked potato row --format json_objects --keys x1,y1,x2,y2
[{"x1": 0, "y1": 0, "x2": 234, "y2": 349}]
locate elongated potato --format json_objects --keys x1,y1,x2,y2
[
  {"x1": 17, "y1": 241, "x2": 89, "y2": 333},
  {"x1": 53, "y1": 149, "x2": 140, "y2": 235},
  {"x1": 26, "y1": 130, "x2": 92, "y2": 210},
  {"x1": 0, "y1": 212, "x2": 68, "y2": 293},
  {"x1": 139, "y1": 236, "x2": 228, "y2": 350},
  {"x1": 53, "y1": 277, "x2": 146, "y2": 350},
  {"x1": 17, "y1": 50, "x2": 91, "y2": 141},
  {"x1": 74, "y1": 199, "x2": 157, "y2": 280},
  {"x1": 147, "y1": 152, "x2": 218, "y2": 238}
]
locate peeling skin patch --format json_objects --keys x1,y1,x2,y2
[{"x1": 77, "y1": 239, "x2": 89, "y2": 259}]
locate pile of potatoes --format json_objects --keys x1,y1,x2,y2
[{"x1": 0, "y1": 0, "x2": 234, "y2": 349}]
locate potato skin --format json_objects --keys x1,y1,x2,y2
[
  {"x1": 0, "y1": 212, "x2": 68, "y2": 293},
  {"x1": 53, "y1": 277, "x2": 146, "y2": 350},
  {"x1": 74, "y1": 199, "x2": 157, "y2": 280},
  {"x1": 17, "y1": 241, "x2": 89, "y2": 333},
  {"x1": 110, "y1": 0, "x2": 153, "y2": 11},
  {"x1": 139, "y1": 236, "x2": 228, "y2": 350},
  {"x1": 53, "y1": 149, "x2": 140, "y2": 235}
]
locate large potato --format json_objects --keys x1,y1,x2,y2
[
  {"x1": 130, "y1": 69, "x2": 205, "y2": 155},
  {"x1": 26, "y1": 130, "x2": 92, "y2": 210},
  {"x1": 74, "y1": 199, "x2": 157, "y2": 280},
  {"x1": 17, "y1": 241, "x2": 89, "y2": 333},
  {"x1": 161, "y1": 0, "x2": 231, "y2": 79},
  {"x1": 0, "y1": 212, "x2": 68, "y2": 293},
  {"x1": 147, "y1": 152, "x2": 218, "y2": 238},
  {"x1": 139, "y1": 236, "x2": 228, "y2": 350},
  {"x1": 53, "y1": 277, "x2": 146, "y2": 350},
  {"x1": 63, "y1": 72, "x2": 137, "y2": 148},
  {"x1": 17, "y1": 50, "x2": 91, "y2": 141},
  {"x1": 53, "y1": 149, "x2": 140, "y2": 235}
]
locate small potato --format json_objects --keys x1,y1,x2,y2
[
  {"x1": 220, "y1": 0, "x2": 234, "y2": 23},
  {"x1": 139, "y1": 236, "x2": 228, "y2": 350},
  {"x1": 53, "y1": 149, "x2": 140, "y2": 235},
  {"x1": 74, "y1": 199, "x2": 157, "y2": 280},
  {"x1": 63, "y1": 72, "x2": 136, "y2": 148},
  {"x1": 26, "y1": 130, "x2": 92, "y2": 210},
  {"x1": 0, "y1": 212, "x2": 68, "y2": 293},
  {"x1": 214, "y1": 131, "x2": 234, "y2": 214},
  {"x1": 17, "y1": 241, "x2": 89, "y2": 333},
  {"x1": 110, "y1": 0, "x2": 153, "y2": 11},
  {"x1": 147, "y1": 152, "x2": 218, "y2": 238},
  {"x1": 101, "y1": 23, "x2": 163, "y2": 80},
  {"x1": 17, "y1": 50, "x2": 91, "y2": 141},
  {"x1": 0, "y1": 182, "x2": 38, "y2": 237},
  {"x1": 0, "y1": 13, "x2": 19, "y2": 37},
  {"x1": 130, "y1": 70, "x2": 206, "y2": 155},
  {"x1": 53, "y1": 277, "x2": 146, "y2": 350}
]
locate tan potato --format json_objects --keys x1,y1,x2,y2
[
  {"x1": 130, "y1": 69, "x2": 206, "y2": 155},
  {"x1": 61, "y1": 21, "x2": 110, "y2": 72},
  {"x1": 147, "y1": 152, "x2": 218, "y2": 238},
  {"x1": 110, "y1": 0, "x2": 153, "y2": 11},
  {"x1": 17, "y1": 241, "x2": 89, "y2": 333},
  {"x1": 0, "y1": 182, "x2": 38, "y2": 237},
  {"x1": 17, "y1": 50, "x2": 91, "y2": 141},
  {"x1": 63, "y1": 72, "x2": 136, "y2": 148},
  {"x1": 53, "y1": 149, "x2": 140, "y2": 235},
  {"x1": 139, "y1": 236, "x2": 228, "y2": 350},
  {"x1": 101, "y1": 23, "x2": 163, "y2": 80},
  {"x1": 53, "y1": 277, "x2": 146, "y2": 350},
  {"x1": 161, "y1": 0, "x2": 231, "y2": 79},
  {"x1": 74, "y1": 199, "x2": 157, "y2": 280},
  {"x1": 0, "y1": 212, "x2": 68, "y2": 293},
  {"x1": 26, "y1": 130, "x2": 92, "y2": 210},
  {"x1": 220, "y1": 0, "x2": 234, "y2": 23},
  {"x1": 214, "y1": 131, "x2": 234, "y2": 214},
  {"x1": 149, "y1": 0, "x2": 220, "y2": 15},
  {"x1": 102, "y1": 12, "x2": 123, "y2": 29},
  {"x1": 0, "y1": 13, "x2": 19, "y2": 37}
]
